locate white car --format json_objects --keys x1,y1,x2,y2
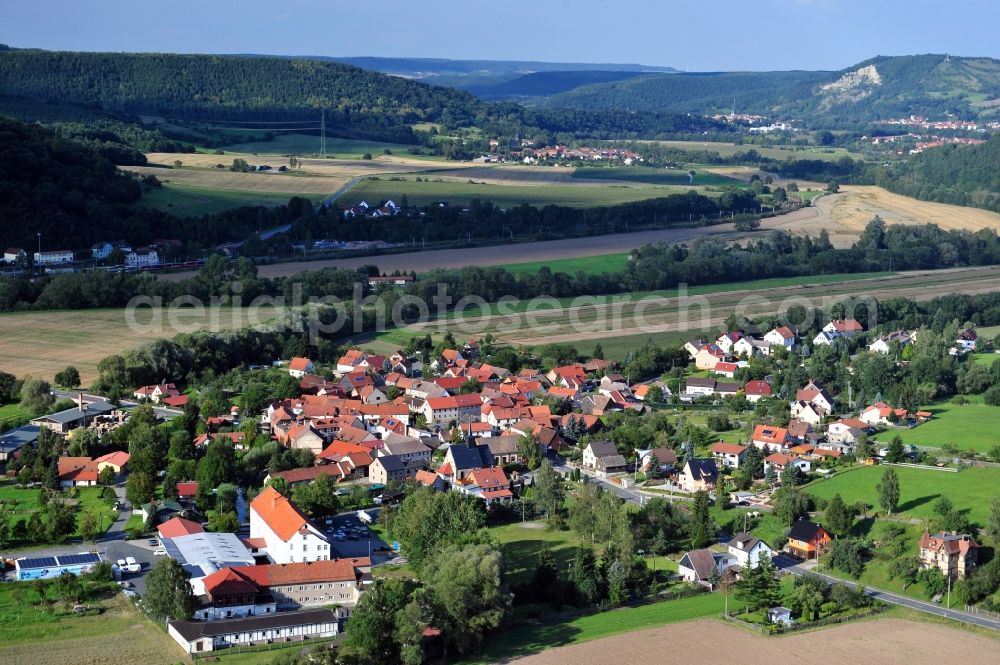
[{"x1": 153, "y1": 549, "x2": 167, "y2": 556}]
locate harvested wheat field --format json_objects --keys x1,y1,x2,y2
[
  {"x1": 510, "y1": 618, "x2": 996, "y2": 665},
  {"x1": 126, "y1": 165, "x2": 350, "y2": 195},
  {"x1": 772, "y1": 186, "x2": 1000, "y2": 247},
  {"x1": 0, "y1": 308, "x2": 265, "y2": 384}
]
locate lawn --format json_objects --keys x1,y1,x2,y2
[
  {"x1": 0, "y1": 480, "x2": 118, "y2": 543},
  {"x1": 461, "y1": 592, "x2": 723, "y2": 664},
  {"x1": 342, "y1": 178, "x2": 688, "y2": 209},
  {"x1": 210, "y1": 640, "x2": 337, "y2": 665},
  {"x1": 972, "y1": 352, "x2": 1000, "y2": 368},
  {"x1": 871, "y1": 395, "x2": 1000, "y2": 453},
  {"x1": 571, "y1": 166, "x2": 744, "y2": 187},
  {"x1": 0, "y1": 588, "x2": 181, "y2": 665},
  {"x1": 498, "y1": 253, "x2": 630, "y2": 276},
  {"x1": 804, "y1": 465, "x2": 1000, "y2": 528},
  {"x1": 491, "y1": 521, "x2": 588, "y2": 586},
  {"x1": 137, "y1": 182, "x2": 311, "y2": 217},
  {"x1": 0, "y1": 402, "x2": 30, "y2": 430}
]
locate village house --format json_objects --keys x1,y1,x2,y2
[
  {"x1": 638, "y1": 447, "x2": 678, "y2": 474},
  {"x1": 827, "y1": 418, "x2": 869, "y2": 447},
  {"x1": 369, "y1": 454, "x2": 425, "y2": 485},
  {"x1": 249, "y1": 487, "x2": 331, "y2": 564},
  {"x1": 34, "y1": 249, "x2": 75, "y2": 265},
  {"x1": 481, "y1": 435, "x2": 521, "y2": 465},
  {"x1": 454, "y1": 466, "x2": 514, "y2": 506},
  {"x1": 764, "y1": 326, "x2": 797, "y2": 350},
  {"x1": 750, "y1": 424, "x2": 789, "y2": 452},
  {"x1": 726, "y1": 533, "x2": 773, "y2": 568},
  {"x1": 743, "y1": 379, "x2": 773, "y2": 402},
  {"x1": 733, "y1": 337, "x2": 770, "y2": 358},
  {"x1": 790, "y1": 400, "x2": 825, "y2": 426},
  {"x1": 678, "y1": 548, "x2": 738, "y2": 588},
  {"x1": 822, "y1": 319, "x2": 864, "y2": 339},
  {"x1": 94, "y1": 450, "x2": 130, "y2": 477},
  {"x1": 581, "y1": 441, "x2": 628, "y2": 475},
  {"x1": 57, "y1": 456, "x2": 99, "y2": 487},
  {"x1": 684, "y1": 377, "x2": 718, "y2": 398},
  {"x1": 287, "y1": 357, "x2": 315, "y2": 379},
  {"x1": 678, "y1": 458, "x2": 718, "y2": 492},
  {"x1": 168, "y1": 608, "x2": 340, "y2": 656},
  {"x1": 709, "y1": 442, "x2": 746, "y2": 469},
  {"x1": 712, "y1": 362, "x2": 738, "y2": 379},
  {"x1": 378, "y1": 437, "x2": 432, "y2": 464},
  {"x1": 955, "y1": 328, "x2": 978, "y2": 353},
  {"x1": 438, "y1": 442, "x2": 495, "y2": 482},
  {"x1": 422, "y1": 394, "x2": 482, "y2": 425},
  {"x1": 764, "y1": 452, "x2": 811, "y2": 476},
  {"x1": 694, "y1": 345, "x2": 726, "y2": 370},
  {"x1": 795, "y1": 381, "x2": 835, "y2": 416},
  {"x1": 859, "y1": 401, "x2": 910, "y2": 427},
  {"x1": 868, "y1": 331, "x2": 913, "y2": 355},
  {"x1": 786, "y1": 519, "x2": 831, "y2": 560},
  {"x1": 133, "y1": 381, "x2": 182, "y2": 403},
  {"x1": 918, "y1": 530, "x2": 979, "y2": 580},
  {"x1": 715, "y1": 332, "x2": 743, "y2": 355}
]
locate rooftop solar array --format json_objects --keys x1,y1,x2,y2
[
  {"x1": 57, "y1": 553, "x2": 101, "y2": 566},
  {"x1": 16, "y1": 552, "x2": 100, "y2": 570},
  {"x1": 17, "y1": 556, "x2": 57, "y2": 569}
]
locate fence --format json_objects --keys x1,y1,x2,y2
[
  {"x1": 884, "y1": 462, "x2": 958, "y2": 472},
  {"x1": 721, "y1": 604, "x2": 890, "y2": 635},
  {"x1": 965, "y1": 605, "x2": 1000, "y2": 620},
  {"x1": 191, "y1": 636, "x2": 339, "y2": 662}
]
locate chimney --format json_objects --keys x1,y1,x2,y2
[{"x1": 78, "y1": 393, "x2": 84, "y2": 411}]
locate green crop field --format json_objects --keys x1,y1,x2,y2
[
  {"x1": 871, "y1": 395, "x2": 1000, "y2": 453},
  {"x1": 342, "y1": 178, "x2": 687, "y2": 209},
  {"x1": 0, "y1": 589, "x2": 181, "y2": 665},
  {"x1": 805, "y1": 465, "x2": 1000, "y2": 528},
  {"x1": 498, "y1": 253, "x2": 631, "y2": 275},
  {"x1": 641, "y1": 140, "x2": 864, "y2": 162},
  {"x1": 137, "y1": 182, "x2": 311, "y2": 216},
  {"x1": 220, "y1": 134, "x2": 416, "y2": 158},
  {"x1": 460, "y1": 592, "x2": 723, "y2": 664},
  {"x1": 571, "y1": 166, "x2": 744, "y2": 187}
]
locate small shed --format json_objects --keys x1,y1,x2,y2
[{"x1": 768, "y1": 606, "x2": 794, "y2": 626}]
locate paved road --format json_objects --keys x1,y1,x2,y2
[
  {"x1": 774, "y1": 554, "x2": 1000, "y2": 631},
  {"x1": 319, "y1": 176, "x2": 363, "y2": 208},
  {"x1": 51, "y1": 389, "x2": 183, "y2": 420}
]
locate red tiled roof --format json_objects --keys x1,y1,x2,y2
[
  {"x1": 157, "y1": 517, "x2": 205, "y2": 539},
  {"x1": 744, "y1": 380, "x2": 772, "y2": 396},
  {"x1": 250, "y1": 486, "x2": 311, "y2": 542},
  {"x1": 752, "y1": 424, "x2": 788, "y2": 445},
  {"x1": 94, "y1": 450, "x2": 130, "y2": 467},
  {"x1": 710, "y1": 442, "x2": 747, "y2": 455},
  {"x1": 57, "y1": 456, "x2": 98, "y2": 482},
  {"x1": 289, "y1": 357, "x2": 313, "y2": 371},
  {"x1": 176, "y1": 481, "x2": 199, "y2": 498}
]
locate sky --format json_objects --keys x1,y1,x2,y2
[{"x1": 3, "y1": 0, "x2": 998, "y2": 71}]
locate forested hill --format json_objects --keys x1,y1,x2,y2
[
  {"x1": 544, "y1": 54, "x2": 1000, "y2": 127},
  {"x1": 879, "y1": 134, "x2": 1000, "y2": 212},
  {"x1": 0, "y1": 48, "x2": 478, "y2": 136}
]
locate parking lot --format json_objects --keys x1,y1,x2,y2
[{"x1": 322, "y1": 510, "x2": 393, "y2": 562}]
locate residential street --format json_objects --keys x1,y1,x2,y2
[{"x1": 773, "y1": 554, "x2": 1000, "y2": 631}]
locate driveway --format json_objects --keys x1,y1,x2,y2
[
  {"x1": 323, "y1": 510, "x2": 392, "y2": 563},
  {"x1": 773, "y1": 554, "x2": 1000, "y2": 631}
]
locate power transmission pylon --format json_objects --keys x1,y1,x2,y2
[{"x1": 320, "y1": 110, "x2": 326, "y2": 158}]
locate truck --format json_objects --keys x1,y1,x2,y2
[
  {"x1": 357, "y1": 509, "x2": 373, "y2": 525},
  {"x1": 122, "y1": 557, "x2": 141, "y2": 574}
]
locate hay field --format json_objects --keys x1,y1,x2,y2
[
  {"x1": 771, "y1": 186, "x2": 1000, "y2": 247},
  {"x1": 127, "y1": 165, "x2": 349, "y2": 195},
  {"x1": 638, "y1": 139, "x2": 864, "y2": 161},
  {"x1": 0, "y1": 308, "x2": 264, "y2": 384},
  {"x1": 508, "y1": 618, "x2": 997, "y2": 665}
]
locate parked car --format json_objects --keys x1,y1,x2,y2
[
  {"x1": 148, "y1": 539, "x2": 159, "y2": 547},
  {"x1": 153, "y1": 549, "x2": 167, "y2": 556}
]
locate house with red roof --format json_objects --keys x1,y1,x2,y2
[
  {"x1": 94, "y1": 450, "x2": 130, "y2": 475},
  {"x1": 711, "y1": 362, "x2": 739, "y2": 379},
  {"x1": 860, "y1": 401, "x2": 912, "y2": 427},
  {"x1": 764, "y1": 326, "x2": 797, "y2": 350},
  {"x1": 919, "y1": 531, "x2": 979, "y2": 580},
  {"x1": 177, "y1": 481, "x2": 199, "y2": 501},
  {"x1": 158, "y1": 516, "x2": 205, "y2": 540},
  {"x1": 57, "y1": 456, "x2": 99, "y2": 487},
  {"x1": 709, "y1": 442, "x2": 747, "y2": 468},
  {"x1": 422, "y1": 394, "x2": 482, "y2": 425},
  {"x1": 822, "y1": 319, "x2": 864, "y2": 339},
  {"x1": 133, "y1": 380, "x2": 181, "y2": 403},
  {"x1": 545, "y1": 365, "x2": 589, "y2": 391},
  {"x1": 287, "y1": 357, "x2": 315, "y2": 379},
  {"x1": 751, "y1": 424, "x2": 789, "y2": 452},
  {"x1": 743, "y1": 380, "x2": 772, "y2": 402},
  {"x1": 249, "y1": 486, "x2": 331, "y2": 564},
  {"x1": 455, "y1": 466, "x2": 513, "y2": 506}
]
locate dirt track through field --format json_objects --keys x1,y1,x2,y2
[{"x1": 509, "y1": 618, "x2": 996, "y2": 665}]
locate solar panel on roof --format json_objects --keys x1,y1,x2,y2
[
  {"x1": 19, "y1": 556, "x2": 57, "y2": 569},
  {"x1": 56, "y1": 553, "x2": 100, "y2": 566}
]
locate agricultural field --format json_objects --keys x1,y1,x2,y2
[
  {"x1": 461, "y1": 593, "x2": 724, "y2": 664},
  {"x1": 126, "y1": 164, "x2": 350, "y2": 195},
  {"x1": 638, "y1": 139, "x2": 864, "y2": 161},
  {"x1": 410, "y1": 266, "x2": 1000, "y2": 348},
  {"x1": 571, "y1": 166, "x2": 744, "y2": 187},
  {"x1": 0, "y1": 589, "x2": 180, "y2": 665},
  {"x1": 770, "y1": 185, "x2": 1000, "y2": 248},
  {"x1": 497, "y1": 253, "x2": 631, "y2": 276},
  {"x1": 0, "y1": 402, "x2": 30, "y2": 430},
  {"x1": 219, "y1": 134, "x2": 418, "y2": 159},
  {"x1": 137, "y1": 182, "x2": 314, "y2": 216},
  {"x1": 499, "y1": 617, "x2": 999, "y2": 665},
  {"x1": 340, "y1": 177, "x2": 688, "y2": 209},
  {"x1": 0, "y1": 307, "x2": 266, "y2": 384},
  {"x1": 805, "y1": 465, "x2": 1000, "y2": 528},
  {"x1": 870, "y1": 394, "x2": 1000, "y2": 453}
]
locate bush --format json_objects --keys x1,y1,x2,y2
[{"x1": 985, "y1": 385, "x2": 1000, "y2": 406}]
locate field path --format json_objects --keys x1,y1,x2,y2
[{"x1": 508, "y1": 618, "x2": 997, "y2": 665}]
